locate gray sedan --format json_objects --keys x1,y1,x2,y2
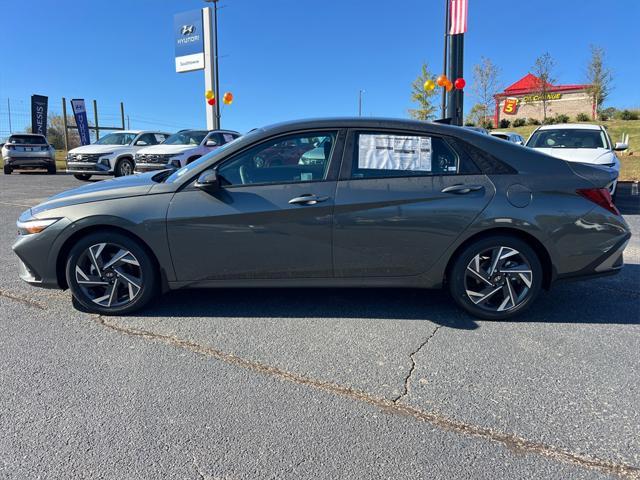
[{"x1": 13, "y1": 118, "x2": 631, "y2": 319}]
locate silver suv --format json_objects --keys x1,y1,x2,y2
[{"x1": 2, "y1": 134, "x2": 56, "y2": 175}]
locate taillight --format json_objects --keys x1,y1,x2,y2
[{"x1": 577, "y1": 188, "x2": 620, "y2": 216}]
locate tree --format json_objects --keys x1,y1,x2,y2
[
  {"x1": 585, "y1": 45, "x2": 612, "y2": 118},
  {"x1": 465, "y1": 103, "x2": 486, "y2": 126},
  {"x1": 46, "y1": 114, "x2": 81, "y2": 150},
  {"x1": 408, "y1": 63, "x2": 438, "y2": 121},
  {"x1": 472, "y1": 57, "x2": 501, "y2": 125},
  {"x1": 532, "y1": 52, "x2": 556, "y2": 120}
]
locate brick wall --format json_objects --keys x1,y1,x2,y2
[{"x1": 496, "y1": 90, "x2": 594, "y2": 124}]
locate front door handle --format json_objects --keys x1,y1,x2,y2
[
  {"x1": 441, "y1": 184, "x2": 484, "y2": 194},
  {"x1": 288, "y1": 194, "x2": 329, "y2": 205}
]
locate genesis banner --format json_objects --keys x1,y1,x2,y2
[
  {"x1": 70, "y1": 99, "x2": 91, "y2": 146},
  {"x1": 31, "y1": 94, "x2": 48, "y2": 136}
]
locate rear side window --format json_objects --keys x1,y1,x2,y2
[
  {"x1": 9, "y1": 135, "x2": 46, "y2": 145},
  {"x1": 352, "y1": 132, "x2": 465, "y2": 179}
]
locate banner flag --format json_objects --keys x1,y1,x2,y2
[
  {"x1": 70, "y1": 99, "x2": 91, "y2": 146},
  {"x1": 31, "y1": 95, "x2": 48, "y2": 136},
  {"x1": 449, "y1": 0, "x2": 468, "y2": 35}
]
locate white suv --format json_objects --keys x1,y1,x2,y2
[
  {"x1": 134, "y1": 129, "x2": 240, "y2": 173},
  {"x1": 66, "y1": 130, "x2": 170, "y2": 181},
  {"x1": 526, "y1": 123, "x2": 627, "y2": 197}
]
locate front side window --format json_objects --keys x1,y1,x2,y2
[
  {"x1": 217, "y1": 132, "x2": 336, "y2": 186},
  {"x1": 94, "y1": 132, "x2": 137, "y2": 145},
  {"x1": 352, "y1": 132, "x2": 459, "y2": 179},
  {"x1": 136, "y1": 133, "x2": 159, "y2": 146},
  {"x1": 527, "y1": 129, "x2": 608, "y2": 149}
]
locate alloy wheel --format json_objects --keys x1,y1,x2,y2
[
  {"x1": 118, "y1": 160, "x2": 133, "y2": 176},
  {"x1": 74, "y1": 243, "x2": 143, "y2": 308},
  {"x1": 464, "y1": 246, "x2": 533, "y2": 313}
]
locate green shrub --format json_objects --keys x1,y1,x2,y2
[
  {"x1": 499, "y1": 119, "x2": 511, "y2": 128},
  {"x1": 575, "y1": 113, "x2": 591, "y2": 122},
  {"x1": 480, "y1": 119, "x2": 493, "y2": 130},
  {"x1": 542, "y1": 117, "x2": 557, "y2": 125},
  {"x1": 619, "y1": 109, "x2": 639, "y2": 121},
  {"x1": 554, "y1": 114, "x2": 570, "y2": 124},
  {"x1": 464, "y1": 121, "x2": 476, "y2": 127},
  {"x1": 527, "y1": 118, "x2": 541, "y2": 126},
  {"x1": 513, "y1": 118, "x2": 526, "y2": 128}
]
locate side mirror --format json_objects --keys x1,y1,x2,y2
[
  {"x1": 205, "y1": 139, "x2": 218, "y2": 147},
  {"x1": 614, "y1": 142, "x2": 628, "y2": 151},
  {"x1": 195, "y1": 170, "x2": 220, "y2": 192},
  {"x1": 136, "y1": 140, "x2": 148, "y2": 146}
]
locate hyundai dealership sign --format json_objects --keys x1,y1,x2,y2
[{"x1": 174, "y1": 9, "x2": 204, "y2": 73}]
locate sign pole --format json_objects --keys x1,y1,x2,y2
[
  {"x1": 202, "y1": 6, "x2": 218, "y2": 130},
  {"x1": 446, "y1": 33, "x2": 464, "y2": 125},
  {"x1": 212, "y1": 1, "x2": 221, "y2": 128},
  {"x1": 441, "y1": 0, "x2": 450, "y2": 119}
]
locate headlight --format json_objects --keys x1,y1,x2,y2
[{"x1": 17, "y1": 218, "x2": 61, "y2": 235}]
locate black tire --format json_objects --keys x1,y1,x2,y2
[
  {"x1": 3, "y1": 166, "x2": 12, "y2": 175},
  {"x1": 115, "y1": 158, "x2": 134, "y2": 177},
  {"x1": 448, "y1": 235, "x2": 543, "y2": 320},
  {"x1": 47, "y1": 164, "x2": 57, "y2": 175},
  {"x1": 74, "y1": 174, "x2": 92, "y2": 181},
  {"x1": 65, "y1": 231, "x2": 158, "y2": 315}
]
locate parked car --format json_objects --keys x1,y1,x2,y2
[
  {"x1": 14, "y1": 118, "x2": 630, "y2": 320},
  {"x1": 525, "y1": 124, "x2": 625, "y2": 197},
  {"x1": 490, "y1": 131, "x2": 525, "y2": 145},
  {"x1": 464, "y1": 126, "x2": 490, "y2": 135},
  {"x1": 66, "y1": 130, "x2": 170, "y2": 181},
  {"x1": 2, "y1": 133, "x2": 56, "y2": 175},
  {"x1": 135, "y1": 129, "x2": 241, "y2": 173}
]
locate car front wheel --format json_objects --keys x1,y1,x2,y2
[
  {"x1": 74, "y1": 174, "x2": 92, "y2": 181},
  {"x1": 65, "y1": 231, "x2": 158, "y2": 315},
  {"x1": 448, "y1": 236, "x2": 542, "y2": 320},
  {"x1": 115, "y1": 158, "x2": 134, "y2": 177}
]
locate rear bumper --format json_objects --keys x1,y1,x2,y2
[
  {"x1": 555, "y1": 234, "x2": 630, "y2": 283},
  {"x1": 4, "y1": 156, "x2": 55, "y2": 168},
  {"x1": 66, "y1": 161, "x2": 113, "y2": 175}
]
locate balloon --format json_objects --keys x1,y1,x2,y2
[
  {"x1": 423, "y1": 80, "x2": 436, "y2": 91},
  {"x1": 223, "y1": 92, "x2": 233, "y2": 105},
  {"x1": 207, "y1": 98, "x2": 216, "y2": 106},
  {"x1": 205, "y1": 90, "x2": 214, "y2": 100},
  {"x1": 445, "y1": 81, "x2": 453, "y2": 92},
  {"x1": 454, "y1": 78, "x2": 466, "y2": 89},
  {"x1": 436, "y1": 75, "x2": 448, "y2": 87}
]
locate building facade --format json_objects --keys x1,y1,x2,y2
[{"x1": 494, "y1": 74, "x2": 594, "y2": 126}]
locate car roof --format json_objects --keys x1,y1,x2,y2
[
  {"x1": 10, "y1": 133, "x2": 45, "y2": 137},
  {"x1": 490, "y1": 131, "x2": 519, "y2": 136},
  {"x1": 536, "y1": 123, "x2": 602, "y2": 131}
]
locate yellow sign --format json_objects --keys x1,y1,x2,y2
[
  {"x1": 503, "y1": 98, "x2": 518, "y2": 115},
  {"x1": 523, "y1": 93, "x2": 562, "y2": 102}
]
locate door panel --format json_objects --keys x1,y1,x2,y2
[
  {"x1": 167, "y1": 181, "x2": 336, "y2": 282},
  {"x1": 333, "y1": 174, "x2": 494, "y2": 277}
]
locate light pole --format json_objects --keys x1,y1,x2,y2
[
  {"x1": 204, "y1": 0, "x2": 221, "y2": 129},
  {"x1": 358, "y1": 89, "x2": 365, "y2": 117}
]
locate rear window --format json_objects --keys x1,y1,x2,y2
[{"x1": 8, "y1": 135, "x2": 46, "y2": 145}]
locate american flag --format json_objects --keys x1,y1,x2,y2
[{"x1": 449, "y1": 0, "x2": 468, "y2": 35}]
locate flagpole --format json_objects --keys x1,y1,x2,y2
[{"x1": 441, "y1": 0, "x2": 450, "y2": 119}]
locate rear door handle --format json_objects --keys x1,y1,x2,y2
[
  {"x1": 288, "y1": 194, "x2": 329, "y2": 205},
  {"x1": 441, "y1": 184, "x2": 484, "y2": 194}
]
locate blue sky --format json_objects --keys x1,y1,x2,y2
[{"x1": 1, "y1": 0, "x2": 638, "y2": 135}]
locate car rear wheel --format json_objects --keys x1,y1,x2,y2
[
  {"x1": 115, "y1": 158, "x2": 134, "y2": 177},
  {"x1": 3, "y1": 166, "x2": 12, "y2": 175},
  {"x1": 74, "y1": 174, "x2": 92, "y2": 181},
  {"x1": 448, "y1": 236, "x2": 542, "y2": 320},
  {"x1": 65, "y1": 232, "x2": 158, "y2": 315}
]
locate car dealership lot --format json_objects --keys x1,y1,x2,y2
[{"x1": 1, "y1": 174, "x2": 639, "y2": 479}]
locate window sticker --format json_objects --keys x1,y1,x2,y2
[{"x1": 358, "y1": 134, "x2": 432, "y2": 171}]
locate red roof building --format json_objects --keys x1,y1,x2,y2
[{"x1": 493, "y1": 74, "x2": 594, "y2": 126}]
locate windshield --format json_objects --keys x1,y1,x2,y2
[
  {"x1": 163, "y1": 131, "x2": 208, "y2": 146},
  {"x1": 164, "y1": 136, "x2": 244, "y2": 183},
  {"x1": 527, "y1": 129, "x2": 608, "y2": 149},
  {"x1": 94, "y1": 133, "x2": 137, "y2": 145},
  {"x1": 8, "y1": 135, "x2": 47, "y2": 145}
]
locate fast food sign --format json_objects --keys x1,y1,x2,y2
[{"x1": 503, "y1": 97, "x2": 518, "y2": 115}]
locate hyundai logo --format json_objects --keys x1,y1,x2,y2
[{"x1": 181, "y1": 25, "x2": 195, "y2": 35}]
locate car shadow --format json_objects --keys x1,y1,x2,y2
[{"x1": 132, "y1": 264, "x2": 640, "y2": 330}]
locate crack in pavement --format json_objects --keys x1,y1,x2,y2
[
  {"x1": 0, "y1": 288, "x2": 47, "y2": 310},
  {"x1": 94, "y1": 315, "x2": 639, "y2": 479},
  {"x1": 393, "y1": 325, "x2": 442, "y2": 404},
  {"x1": 191, "y1": 455, "x2": 206, "y2": 480}
]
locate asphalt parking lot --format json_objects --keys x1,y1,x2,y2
[{"x1": 1, "y1": 173, "x2": 639, "y2": 479}]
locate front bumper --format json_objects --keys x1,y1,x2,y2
[
  {"x1": 66, "y1": 161, "x2": 113, "y2": 175},
  {"x1": 134, "y1": 163, "x2": 167, "y2": 174}
]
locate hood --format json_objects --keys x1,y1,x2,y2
[
  {"x1": 68, "y1": 144, "x2": 129, "y2": 155},
  {"x1": 29, "y1": 172, "x2": 158, "y2": 217},
  {"x1": 137, "y1": 144, "x2": 197, "y2": 155},
  {"x1": 532, "y1": 147, "x2": 616, "y2": 166}
]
